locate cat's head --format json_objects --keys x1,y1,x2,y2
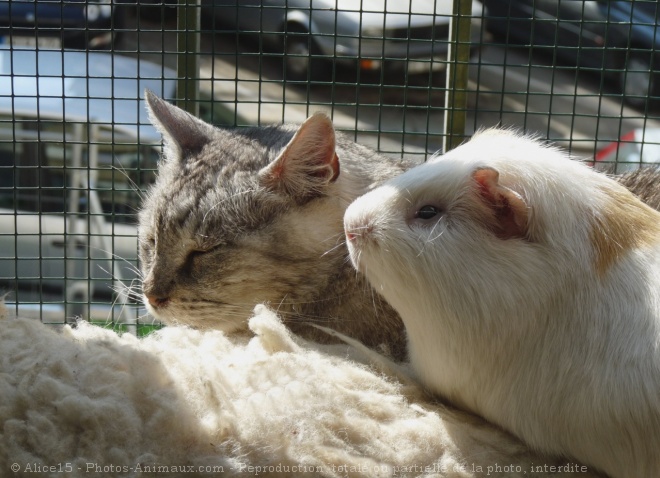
[{"x1": 139, "y1": 91, "x2": 346, "y2": 331}]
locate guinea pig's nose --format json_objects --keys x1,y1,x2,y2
[{"x1": 345, "y1": 222, "x2": 374, "y2": 242}]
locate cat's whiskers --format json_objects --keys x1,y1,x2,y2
[
  {"x1": 272, "y1": 292, "x2": 349, "y2": 307},
  {"x1": 155, "y1": 302, "x2": 249, "y2": 328},
  {"x1": 111, "y1": 279, "x2": 144, "y2": 303},
  {"x1": 203, "y1": 189, "x2": 257, "y2": 223},
  {"x1": 88, "y1": 246, "x2": 159, "y2": 329},
  {"x1": 53, "y1": 241, "x2": 146, "y2": 324},
  {"x1": 100, "y1": 270, "x2": 148, "y2": 324},
  {"x1": 96, "y1": 256, "x2": 144, "y2": 300},
  {"x1": 110, "y1": 162, "x2": 148, "y2": 202},
  {"x1": 274, "y1": 293, "x2": 290, "y2": 316}
]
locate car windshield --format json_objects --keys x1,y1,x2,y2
[
  {"x1": 635, "y1": 3, "x2": 658, "y2": 17},
  {"x1": 0, "y1": 115, "x2": 159, "y2": 224}
]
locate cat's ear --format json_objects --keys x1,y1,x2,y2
[
  {"x1": 145, "y1": 89, "x2": 215, "y2": 162},
  {"x1": 259, "y1": 112, "x2": 340, "y2": 201},
  {"x1": 471, "y1": 167, "x2": 529, "y2": 240}
]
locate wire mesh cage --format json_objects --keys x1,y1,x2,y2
[{"x1": 1, "y1": 0, "x2": 659, "y2": 330}]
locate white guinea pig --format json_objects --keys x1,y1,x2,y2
[{"x1": 344, "y1": 129, "x2": 660, "y2": 478}]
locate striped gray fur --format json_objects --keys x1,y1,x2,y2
[
  {"x1": 139, "y1": 92, "x2": 410, "y2": 359},
  {"x1": 614, "y1": 165, "x2": 660, "y2": 211}
]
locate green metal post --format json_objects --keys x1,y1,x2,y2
[
  {"x1": 177, "y1": 0, "x2": 200, "y2": 117},
  {"x1": 443, "y1": 0, "x2": 473, "y2": 153}
]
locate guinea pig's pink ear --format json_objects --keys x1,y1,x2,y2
[
  {"x1": 259, "y1": 112, "x2": 340, "y2": 202},
  {"x1": 471, "y1": 167, "x2": 529, "y2": 240}
]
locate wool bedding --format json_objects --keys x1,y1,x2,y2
[{"x1": 0, "y1": 304, "x2": 597, "y2": 477}]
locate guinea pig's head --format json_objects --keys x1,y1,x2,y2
[{"x1": 344, "y1": 129, "x2": 660, "y2": 325}]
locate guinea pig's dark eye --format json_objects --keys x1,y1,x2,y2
[{"x1": 416, "y1": 205, "x2": 441, "y2": 220}]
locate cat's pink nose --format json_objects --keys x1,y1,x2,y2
[{"x1": 146, "y1": 294, "x2": 170, "y2": 308}]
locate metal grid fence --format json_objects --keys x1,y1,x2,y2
[{"x1": 1, "y1": 0, "x2": 658, "y2": 331}]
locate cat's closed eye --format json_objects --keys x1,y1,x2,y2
[
  {"x1": 185, "y1": 245, "x2": 224, "y2": 266},
  {"x1": 140, "y1": 236, "x2": 156, "y2": 248}
]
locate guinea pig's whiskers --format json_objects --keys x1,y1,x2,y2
[
  {"x1": 322, "y1": 231, "x2": 346, "y2": 243},
  {"x1": 319, "y1": 230, "x2": 350, "y2": 257},
  {"x1": 425, "y1": 220, "x2": 445, "y2": 244},
  {"x1": 341, "y1": 252, "x2": 353, "y2": 266},
  {"x1": 321, "y1": 240, "x2": 347, "y2": 257},
  {"x1": 411, "y1": 221, "x2": 445, "y2": 257},
  {"x1": 403, "y1": 188, "x2": 414, "y2": 205},
  {"x1": 368, "y1": 280, "x2": 380, "y2": 313}
]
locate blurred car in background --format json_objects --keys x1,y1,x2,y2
[
  {"x1": 0, "y1": 47, "x2": 174, "y2": 324},
  {"x1": 0, "y1": 46, "x2": 239, "y2": 326},
  {"x1": 0, "y1": 0, "x2": 124, "y2": 50},
  {"x1": 205, "y1": 0, "x2": 487, "y2": 82},
  {"x1": 594, "y1": 128, "x2": 660, "y2": 172},
  {"x1": 482, "y1": 0, "x2": 660, "y2": 109}
]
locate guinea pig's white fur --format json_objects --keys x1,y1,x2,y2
[{"x1": 344, "y1": 129, "x2": 660, "y2": 478}]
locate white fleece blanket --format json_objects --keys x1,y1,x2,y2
[{"x1": 0, "y1": 304, "x2": 599, "y2": 478}]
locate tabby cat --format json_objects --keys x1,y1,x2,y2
[{"x1": 138, "y1": 92, "x2": 410, "y2": 359}]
